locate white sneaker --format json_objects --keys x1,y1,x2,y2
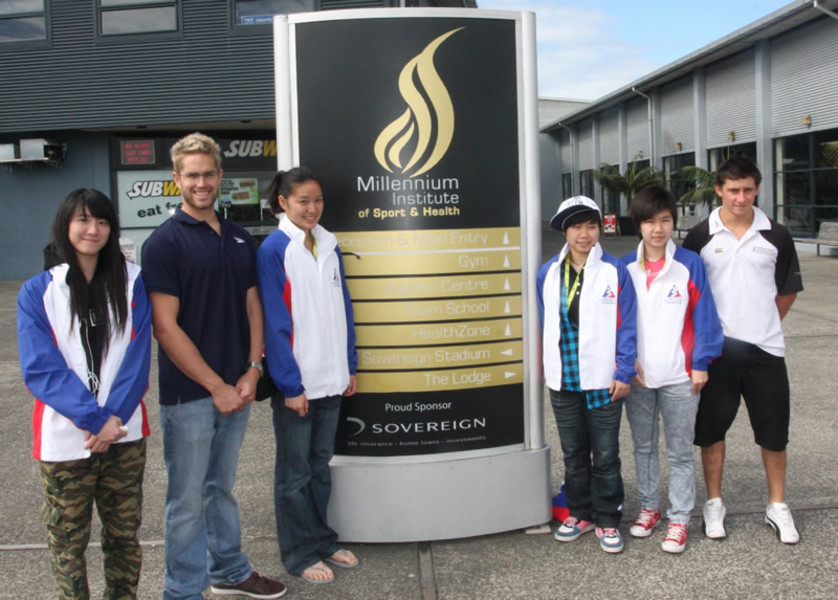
[
  {"x1": 765, "y1": 502, "x2": 800, "y2": 544},
  {"x1": 703, "y1": 498, "x2": 727, "y2": 539}
]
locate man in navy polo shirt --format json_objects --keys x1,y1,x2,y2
[
  {"x1": 683, "y1": 157, "x2": 803, "y2": 546},
  {"x1": 142, "y1": 133, "x2": 286, "y2": 599}
]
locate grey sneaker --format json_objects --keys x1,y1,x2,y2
[
  {"x1": 703, "y1": 498, "x2": 727, "y2": 539},
  {"x1": 765, "y1": 502, "x2": 800, "y2": 544}
]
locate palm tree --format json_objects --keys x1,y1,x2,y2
[
  {"x1": 592, "y1": 162, "x2": 664, "y2": 204},
  {"x1": 677, "y1": 166, "x2": 718, "y2": 207}
]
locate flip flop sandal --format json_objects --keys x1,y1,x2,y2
[
  {"x1": 301, "y1": 562, "x2": 334, "y2": 584},
  {"x1": 324, "y1": 548, "x2": 359, "y2": 569}
]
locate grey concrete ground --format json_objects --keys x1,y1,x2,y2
[{"x1": 1, "y1": 231, "x2": 836, "y2": 599}]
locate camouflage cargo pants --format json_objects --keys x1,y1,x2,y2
[{"x1": 40, "y1": 438, "x2": 146, "y2": 600}]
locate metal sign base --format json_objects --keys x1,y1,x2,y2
[{"x1": 328, "y1": 445, "x2": 551, "y2": 543}]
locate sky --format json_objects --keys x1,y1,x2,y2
[{"x1": 477, "y1": 0, "x2": 794, "y2": 101}]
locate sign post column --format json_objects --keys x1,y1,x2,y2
[{"x1": 276, "y1": 8, "x2": 550, "y2": 542}]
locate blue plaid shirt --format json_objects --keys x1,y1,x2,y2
[{"x1": 559, "y1": 259, "x2": 612, "y2": 409}]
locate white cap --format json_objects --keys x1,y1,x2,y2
[{"x1": 549, "y1": 196, "x2": 602, "y2": 231}]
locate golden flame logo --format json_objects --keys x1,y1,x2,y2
[{"x1": 374, "y1": 27, "x2": 463, "y2": 177}]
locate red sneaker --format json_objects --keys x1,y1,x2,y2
[
  {"x1": 661, "y1": 522, "x2": 688, "y2": 554},
  {"x1": 629, "y1": 508, "x2": 661, "y2": 538}
]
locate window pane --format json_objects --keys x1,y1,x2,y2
[
  {"x1": 816, "y1": 133, "x2": 838, "y2": 169},
  {"x1": 101, "y1": 0, "x2": 170, "y2": 5},
  {"x1": 776, "y1": 171, "x2": 811, "y2": 235},
  {"x1": 0, "y1": 0, "x2": 43, "y2": 16},
  {"x1": 0, "y1": 16, "x2": 45, "y2": 41},
  {"x1": 236, "y1": 0, "x2": 314, "y2": 25},
  {"x1": 579, "y1": 170, "x2": 593, "y2": 198},
  {"x1": 101, "y1": 6, "x2": 176, "y2": 34},
  {"x1": 775, "y1": 134, "x2": 809, "y2": 171},
  {"x1": 561, "y1": 173, "x2": 572, "y2": 200}
]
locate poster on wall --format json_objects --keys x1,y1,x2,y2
[
  {"x1": 292, "y1": 15, "x2": 525, "y2": 457},
  {"x1": 116, "y1": 170, "x2": 182, "y2": 228},
  {"x1": 220, "y1": 177, "x2": 260, "y2": 206}
]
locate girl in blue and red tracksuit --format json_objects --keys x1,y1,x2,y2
[
  {"x1": 538, "y1": 195, "x2": 637, "y2": 554},
  {"x1": 257, "y1": 167, "x2": 359, "y2": 585},
  {"x1": 622, "y1": 185, "x2": 722, "y2": 554},
  {"x1": 17, "y1": 188, "x2": 151, "y2": 598}
]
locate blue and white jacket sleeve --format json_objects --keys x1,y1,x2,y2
[
  {"x1": 257, "y1": 234, "x2": 305, "y2": 398},
  {"x1": 614, "y1": 260, "x2": 638, "y2": 384},
  {"x1": 337, "y1": 248, "x2": 358, "y2": 375},
  {"x1": 17, "y1": 274, "x2": 109, "y2": 434},
  {"x1": 103, "y1": 275, "x2": 151, "y2": 424},
  {"x1": 680, "y1": 248, "x2": 724, "y2": 372}
]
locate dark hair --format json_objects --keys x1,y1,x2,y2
[
  {"x1": 51, "y1": 188, "x2": 128, "y2": 347},
  {"x1": 629, "y1": 185, "x2": 677, "y2": 232},
  {"x1": 563, "y1": 209, "x2": 601, "y2": 231},
  {"x1": 266, "y1": 167, "x2": 322, "y2": 215},
  {"x1": 715, "y1": 156, "x2": 762, "y2": 187}
]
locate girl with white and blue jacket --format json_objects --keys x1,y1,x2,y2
[
  {"x1": 537, "y1": 196, "x2": 637, "y2": 554},
  {"x1": 17, "y1": 188, "x2": 151, "y2": 598},
  {"x1": 621, "y1": 186, "x2": 723, "y2": 554},
  {"x1": 257, "y1": 167, "x2": 359, "y2": 584}
]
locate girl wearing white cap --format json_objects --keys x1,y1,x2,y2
[{"x1": 537, "y1": 195, "x2": 637, "y2": 554}]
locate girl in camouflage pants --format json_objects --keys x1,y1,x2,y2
[{"x1": 18, "y1": 189, "x2": 151, "y2": 599}]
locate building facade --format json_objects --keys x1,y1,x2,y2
[
  {"x1": 0, "y1": 0, "x2": 476, "y2": 280},
  {"x1": 541, "y1": 0, "x2": 838, "y2": 246}
]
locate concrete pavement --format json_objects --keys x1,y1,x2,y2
[{"x1": 0, "y1": 231, "x2": 836, "y2": 599}]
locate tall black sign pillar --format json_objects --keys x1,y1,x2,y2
[{"x1": 274, "y1": 8, "x2": 549, "y2": 542}]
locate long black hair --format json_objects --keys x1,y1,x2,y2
[
  {"x1": 50, "y1": 188, "x2": 128, "y2": 348},
  {"x1": 266, "y1": 167, "x2": 322, "y2": 215}
]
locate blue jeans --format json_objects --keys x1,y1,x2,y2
[
  {"x1": 626, "y1": 382, "x2": 699, "y2": 524},
  {"x1": 271, "y1": 395, "x2": 342, "y2": 575},
  {"x1": 159, "y1": 398, "x2": 252, "y2": 600},
  {"x1": 550, "y1": 389, "x2": 624, "y2": 529}
]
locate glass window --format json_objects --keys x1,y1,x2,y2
[
  {"x1": 579, "y1": 170, "x2": 593, "y2": 199},
  {"x1": 99, "y1": 1, "x2": 178, "y2": 36},
  {"x1": 561, "y1": 173, "x2": 573, "y2": 200},
  {"x1": 815, "y1": 130, "x2": 838, "y2": 170},
  {"x1": 774, "y1": 129, "x2": 838, "y2": 237},
  {"x1": 775, "y1": 134, "x2": 810, "y2": 172},
  {"x1": 663, "y1": 153, "x2": 695, "y2": 206},
  {"x1": 217, "y1": 171, "x2": 277, "y2": 226},
  {"x1": 602, "y1": 188, "x2": 619, "y2": 215},
  {"x1": 233, "y1": 0, "x2": 315, "y2": 26},
  {"x1": 708, "y1": 142, "x2": 756, "y2": 172},
  {"x1": 0, "y1": 0, "x2": 46, "y2": 43}
]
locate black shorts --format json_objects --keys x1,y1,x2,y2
[{"x1": 694, "y1": 337, "x2": 790, "y2": 452}]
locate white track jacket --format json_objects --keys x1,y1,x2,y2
[
  {"x1": 538, "y1": 242, "x2": 637, "y2": 392},
  {"x1": 257, "y1": 216, "x2": 357, "y2": 400},
  {"x1": 17, "y1": 262, "x2": 151, "y2": 461},
  {"x1": 623, "y1": 239, "x2": 723, "y2": 389}
]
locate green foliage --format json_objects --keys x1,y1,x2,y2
[
  {"x1": 592, "y1": 163, "x2": 664, "y2": 202},
  {"x1": 677, "y1": 166, "x2": 718, "y2": 207}
]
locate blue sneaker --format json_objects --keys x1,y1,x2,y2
[
  {"x1": 554, "y1": 517, "x2": 595, "y2": 542},
  {"x1": 596, "y1": 527, "x2": 624, "y2": 553}
]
